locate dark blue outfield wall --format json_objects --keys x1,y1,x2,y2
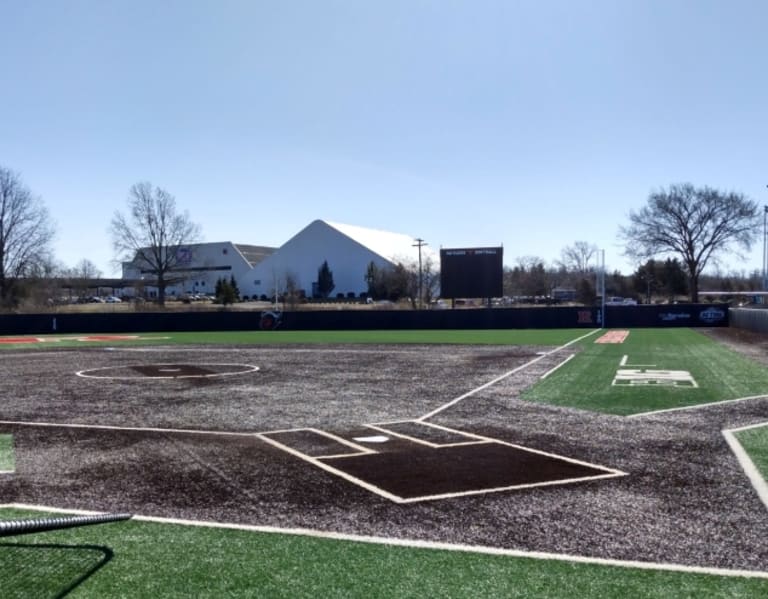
[{"x1": 0, "y1": 304, "x2": 728, "y2": 336}]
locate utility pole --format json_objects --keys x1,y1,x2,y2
[
  {"x1": 763, "y1": 195, "x2": 767, "y2": 293},
  {"x1": 413, "y1": 238, "x2": 427, "y2": 309}
]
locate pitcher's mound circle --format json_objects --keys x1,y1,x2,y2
[{"x1": 77, "y1": 363, "x2": 259, "y2": 380}]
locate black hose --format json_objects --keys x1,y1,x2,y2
[{"x1": 0, "y1": 512, "x2": 132, "y2": 537}]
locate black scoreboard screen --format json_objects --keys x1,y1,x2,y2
[{"x1": 440, "y1": 247, "x2": 503, "y2": 299}]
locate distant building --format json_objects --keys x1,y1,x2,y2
[
  {"x1": 121, "y1": 241, "x2": 275, "y2": 299},
  {"x1": 551, "y1": 288, "x2": 577, "y2": 302},
  {"x1": 120, "y1": 220, "x2": 434, "y2": 300},
  {"x1": 247, "y1": 220, "x2": 436, "y2": 299}
]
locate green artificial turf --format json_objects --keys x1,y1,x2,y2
[
  {"x1": 0, "y1": 509, "x2": 765, "y2": 598},
  {"x1": 736, "y1": 425, "x2": 768, "y2": 481},
  {"x1": 522, "y1": 328, "x2": 768, "y2": 416},
  {"x1": 0, "y1": 328, "x2": 596, "y2": 348},
  {"x1": 0, "y1": 434, "x2": 14, "y2": 472}
]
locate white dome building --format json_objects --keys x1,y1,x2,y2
[{"x1": 243, "y1": 220, "x2": 435, "y2": 300}]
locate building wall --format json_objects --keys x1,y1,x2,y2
[
  {"x1": 122, "y1": 242, "x2": 255, "y2": 298},
  {"x1": 245, "y1": 221, "x2": 393, "y2": 299}
]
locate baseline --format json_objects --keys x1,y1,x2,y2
[
  {"x1": 2, "y1": 503, "x2": 768, "y2": 580},
  {"x1": 418, "y1": 328, "x2": 601, "y2": 421},
  {"x1": 722, "y1": 421, "x2": 768, "y2": 511},
  {"x1": 626, "y1": 394, "x2": 768, "y2": 419}
]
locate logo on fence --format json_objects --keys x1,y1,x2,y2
[
  {"x1": 659, "y1": 312, "x2": 691, "y2": 322},
  {"x1": 699, "y1": 307, "x2": 725, "y2": 324}
]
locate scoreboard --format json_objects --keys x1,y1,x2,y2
[{"x1": 440, "y1": 247, "x2": 503, "y2": 299}]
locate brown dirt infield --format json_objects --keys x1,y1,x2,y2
[{"x1": 1, "y1": 340, "x2": 768, "y2": 573}]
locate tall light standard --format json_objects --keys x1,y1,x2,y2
[
  {"x1": 763, "y1": 197, "x2": 768, "y2": 292},
  {"x1": 413, "y1": 238, "x2": 427, "y2": 309}
]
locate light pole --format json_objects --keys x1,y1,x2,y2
[
  {"x1": 763, "y1": 198, "x2": 768, "y2": 292},
  {"x1": 413, "y1": 238, "x2": 427, "y2": 309}
]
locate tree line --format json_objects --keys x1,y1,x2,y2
[{"x1": 0, "y1": 162, "x2": 763, "y2": 309}]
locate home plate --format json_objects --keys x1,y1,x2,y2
[{"x1": 353, "y1": 435, "x2": 390, "y2": 443}]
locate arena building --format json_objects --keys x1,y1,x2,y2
[
  {"x1": 121, "y1": 220, "x2": 435, "y2": 300},
  {"x1": 121, "y1": 241, "x2": 276, "y2": 299}
]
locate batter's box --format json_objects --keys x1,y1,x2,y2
[
  {"x1": 258, "y1": 425, "x2": 626, "y2": 503},
  {"x1": 367, "y1": 420, "x2": 484, "y2": 447}
]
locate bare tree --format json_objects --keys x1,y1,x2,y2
[
  {"x1": 111, "y1": 182, "x2": 201, "y2": 306},
  {"x1": 558, "y1": 241, "x2": 598, "y2": 274},
  {"x1": 504, "y1": 256, "x2": 551, "y2": 299},
  {"x1": 620, "y1": 183, "x2": 760, "y2": 302},
  {"x1": 0, "y1": 166, "x2": 56, "y2": 307},
  {"x1": 65, "y1": 259, "x2": 104, "y2": 301},
  {"x1": 70, "y1": 258, "x2": 103, "y2": 280}
]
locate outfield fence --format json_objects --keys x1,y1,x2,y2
[
  {"x1": 730, "y1": 307, "x2": 768, "y2": 334},
  {"x1": 0, "y1": 304, "x2": 728, "y2": 335}
]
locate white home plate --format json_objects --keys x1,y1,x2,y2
[{"x1": 353, "y1": 435, "x2": 390, "y2": 443}]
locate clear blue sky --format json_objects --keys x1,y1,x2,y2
[{"x1": 2, "y1": 1, "x2": 767, "y2": 278}]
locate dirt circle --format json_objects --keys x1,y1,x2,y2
[{"x1": 76, "y1": 363, "x2": 259, "y2": 380}]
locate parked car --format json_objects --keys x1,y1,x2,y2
[{"x1": 105, "y1": 296, "x2": 122, "y2": 303}]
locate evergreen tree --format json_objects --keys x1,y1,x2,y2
[
  {"x1": 317, "y1": 260, "x2": 335, "y2": 298},
  {"x1": 229, "y1": 275, "x2": 240, "y2": 300},
  {"x1": 215, "y1": 277, "x2": 237, "y2": 305}
]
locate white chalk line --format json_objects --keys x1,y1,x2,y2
[
  {"x1": 619, "y1": 355, "x2": 656, "y2": 367},
  {"x1": 364, "y1": 422, "x2": 485, "y2": 449},
  {"x1": 1, "y1": 502, "x2": 767, "y2": 580},
  {"x1": 254, "y1": 432, "x2": 405, "y2": 503},
  {"x1": 0, "y1": 414, "x2": 622, "y2": 504},
  {"x1": 261, "y1": 428, "x2": 376, "y2": 456},
  {"x1": 76, "y1": 363, "x2": 259, "y2": 380},
  {"x1": 418, "y1": 328, "x2": 601, "y2": 421},
  {"x1": 0, "y1": 419, "x2": 258, "y2": 438},
  {"x1": 626, "y1": 394, "x2": 768, "y2": 419},
  {"x1": 722, "y1": 422, "x2": 768, "y2": 512},
  {"x1": 540, "y1": 354, "x2": 575, "y2": 379}
]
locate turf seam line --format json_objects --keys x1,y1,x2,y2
[{"x1": 3, "y1": 502, "x2": 768, "y2": 580}]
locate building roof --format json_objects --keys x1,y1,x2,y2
[
  {"x1": 233, "y1": 244, "x2": 277, "y2": 267},
  {"x1": 324, "y1": 220, "x2": 435, "y2": 264}
]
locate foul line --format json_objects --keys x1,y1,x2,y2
[
  {"x1": 540, "y1": 354, "x2": 575, "y2": 380},
  {"x1": 626, "y1": 394, "x2": 768, "y2": 419},
  {"x1": 418, "y1": 328, "x2": 601, "y2": 421},
  {"x1": 2, "y1": 503, "x2": 767, "y2": 580},
  {"x1": 0, "y1": 419, "x2": 258, "y2": 438},
  {"x1": 722, "y1": 422, "x2": 768, "y2": 512}
]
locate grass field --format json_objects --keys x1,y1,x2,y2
[
  {"x1": 2, "y1": 508, "x2": 767, "y2": 598},
  {"x1": 736, "y1": 424, "x2": 768, "y2": 480},
  {"x1": 0, "y1": 328, "x2": 590, "y2": 348},
  {"x1": 2, "y1": 326, "x2": 768, "y2": 597},
  {"x1": 0, "y1": 435, "x2": 13, "y2": 472},
  {"x1": 522, "y1": 328, "x2": 768, "y2": 415}
]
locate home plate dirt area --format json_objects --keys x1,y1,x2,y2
[{"x1": 1, "y1": 342, "x2": 768, "y2": 572}]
